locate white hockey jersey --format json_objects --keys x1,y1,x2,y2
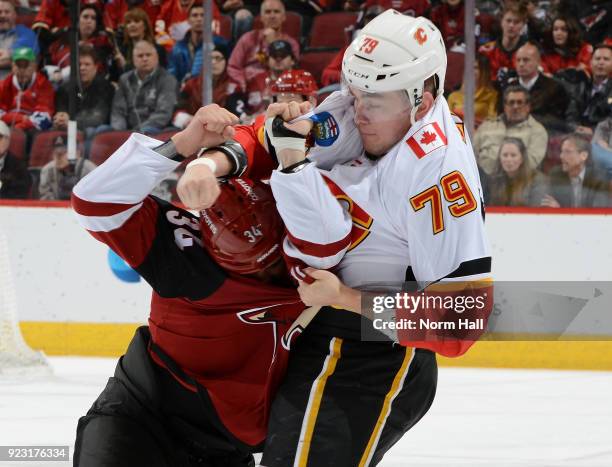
[{"x1": 270, "y1": 93, "x2": 492, "y2": 289}]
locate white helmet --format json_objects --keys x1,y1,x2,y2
[{"x1": 342, "y1": 10, "x2": 447, "y2": 113}]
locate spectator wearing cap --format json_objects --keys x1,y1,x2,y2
[
  {"x1": 479, "y1": 1, "x2": 528, "y2": 83},
  {"x1": 542, "y1": 133, "x2": 610, "y2": 208},
  {"x1": 244, "y1": 39, "x2": 296, "y2": 115},
  {"x1": 227, "y1": 0, "x2": 299, "y2": 91},
  {"x1": 53, "y1": 45, "x2": 115, "y2": 137},
  {"x1": 566, "y1": 44, "x2": 612, "y2": 136},
  {"x1": 168, "y1": 4, "x2": 205, "y2": 83},
  {"x1": 474, "y1": 85, "x2": 548, "y2": 175},
  {"x1": 0, "y1": 0, "x2": 39, "y2": 81},
  {"x1": 0, "y1": 47, "x2": 54, "y2": 132},
  {"x1": 0, "y1": 121, "x2": 30, "y2": 199},
  {"x1": 38, "y1": 133, "x2": 96, "y2": 201},
  {"x1": 111, "y1": 40, "x2": 177, "y2": 134},
  {"x1": 505, "y1": 42, "x2": 569, "y2": 133},
  {"x1": 173, "y1": 44, "x2": 234, "y2": 128}
]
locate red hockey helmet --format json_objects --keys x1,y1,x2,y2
[
  {"x1": 200, "y1": 179, "x2": 284, "y2": 275},
  {"x1": 270, "y1": 70, "x2": 319, "y2": 98}
]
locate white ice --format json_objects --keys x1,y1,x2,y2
[{"x1": 1, "y1": 357, "x2": 611, "y2": 467}]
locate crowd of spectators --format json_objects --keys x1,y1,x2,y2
[{"x1": 0, "y1": 0, "x2": 610, "y2": 207}]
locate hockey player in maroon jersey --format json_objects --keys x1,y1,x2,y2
[
  {"x1": 177, "y1": 10, "x2": 493, "y2": 466},
  {"x1": 71, "y1": 104, "x2": 358, "y2": 466}
]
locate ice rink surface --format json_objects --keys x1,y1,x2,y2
[{"x1": 1, "y1": 357, "x2": 611, "y2": 467}]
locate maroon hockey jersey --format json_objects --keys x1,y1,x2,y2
[{"x1": 71, "y1": 133, "x2": 308, "y2": 447}]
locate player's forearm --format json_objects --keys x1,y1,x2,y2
[
  {"x1": 337, "y1": 285, "x2": 362, "y2": 314},
  {"x1": 197, "y1": 150, "x2": 233, "y2": 177}
]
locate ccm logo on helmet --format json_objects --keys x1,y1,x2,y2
[{"x1": 346, "y1": 68, "x2": 370, "y2": 80}]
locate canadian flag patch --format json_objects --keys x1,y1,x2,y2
[{"x1": 406, "y1": 122, "x2": 448, "y2": 159}]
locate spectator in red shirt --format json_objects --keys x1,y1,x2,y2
[
  {"x1": 0, "y1": 47, "x2": 54, "y2": 131},
  {"x1": 45, "y1": 6, "x2": 114, "y2": 85},
  {"x1": 228, "y1": 0, "x2": 300, "y2": 91},
  {"x1": 541, "y1": 16, "x2": 593, "y2": 75},
  {"x1": 430, "y1": 0, "x2": 465, "y2": 49},
  {"x1": 32, "y1": 0, "x2": 104, "y2": 51},
  {"x1": 479, "y1": 1, "x2": 527, "y2": 83}
]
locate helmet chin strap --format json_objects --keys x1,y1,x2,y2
[
  {"x1": 410, "y1": 106, "x2": 419, "y2": 126},
  {"x1": 409, "y1": 88, "x2": 422, "y2": 126}
]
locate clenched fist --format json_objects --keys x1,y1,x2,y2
[
  {"x1": 177, "y1": 160, "x2": 221, "y2": 211},
  {"x1": 172, "y1": 104, "x2": 239, "y2": 157}
]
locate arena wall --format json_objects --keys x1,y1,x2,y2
[{"x1": 2, "y1": 201, "x2": 612, "y2": 370}]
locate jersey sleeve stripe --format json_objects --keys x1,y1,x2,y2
[
  {"x1": 283, "y1": 238, "x2": 349, "y2": 270},
  {"x1": 285, "y1": 229, "x2": 352, "y2": 259},
  {"x1": 71, "y1": 193, "x2": 139, "y2": 217},
  {"x1": 73, "y1": 202, "x2": 144, "y2": 232}
]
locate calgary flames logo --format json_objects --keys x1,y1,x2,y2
[
  {"x1": 414, "y1": 27, "x2": 427, "y2": 45},
  {"x1": 321, "y1": 175, "x2": 373, "y2": 251}
]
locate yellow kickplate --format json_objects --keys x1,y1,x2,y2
[{"x1": 19, "y1": 322, "x2": 612, "y2": 370}]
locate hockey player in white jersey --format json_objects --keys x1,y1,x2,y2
[
  {"x1": 178, "y1": 9, "x2": 492, "y2": 466},
  {"x1": 260, "y1": 10, "x2": 492, "y2": 466}
]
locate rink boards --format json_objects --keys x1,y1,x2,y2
[{"x1": 2, "y1": 201, "x2": 612, "y2": 370}]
